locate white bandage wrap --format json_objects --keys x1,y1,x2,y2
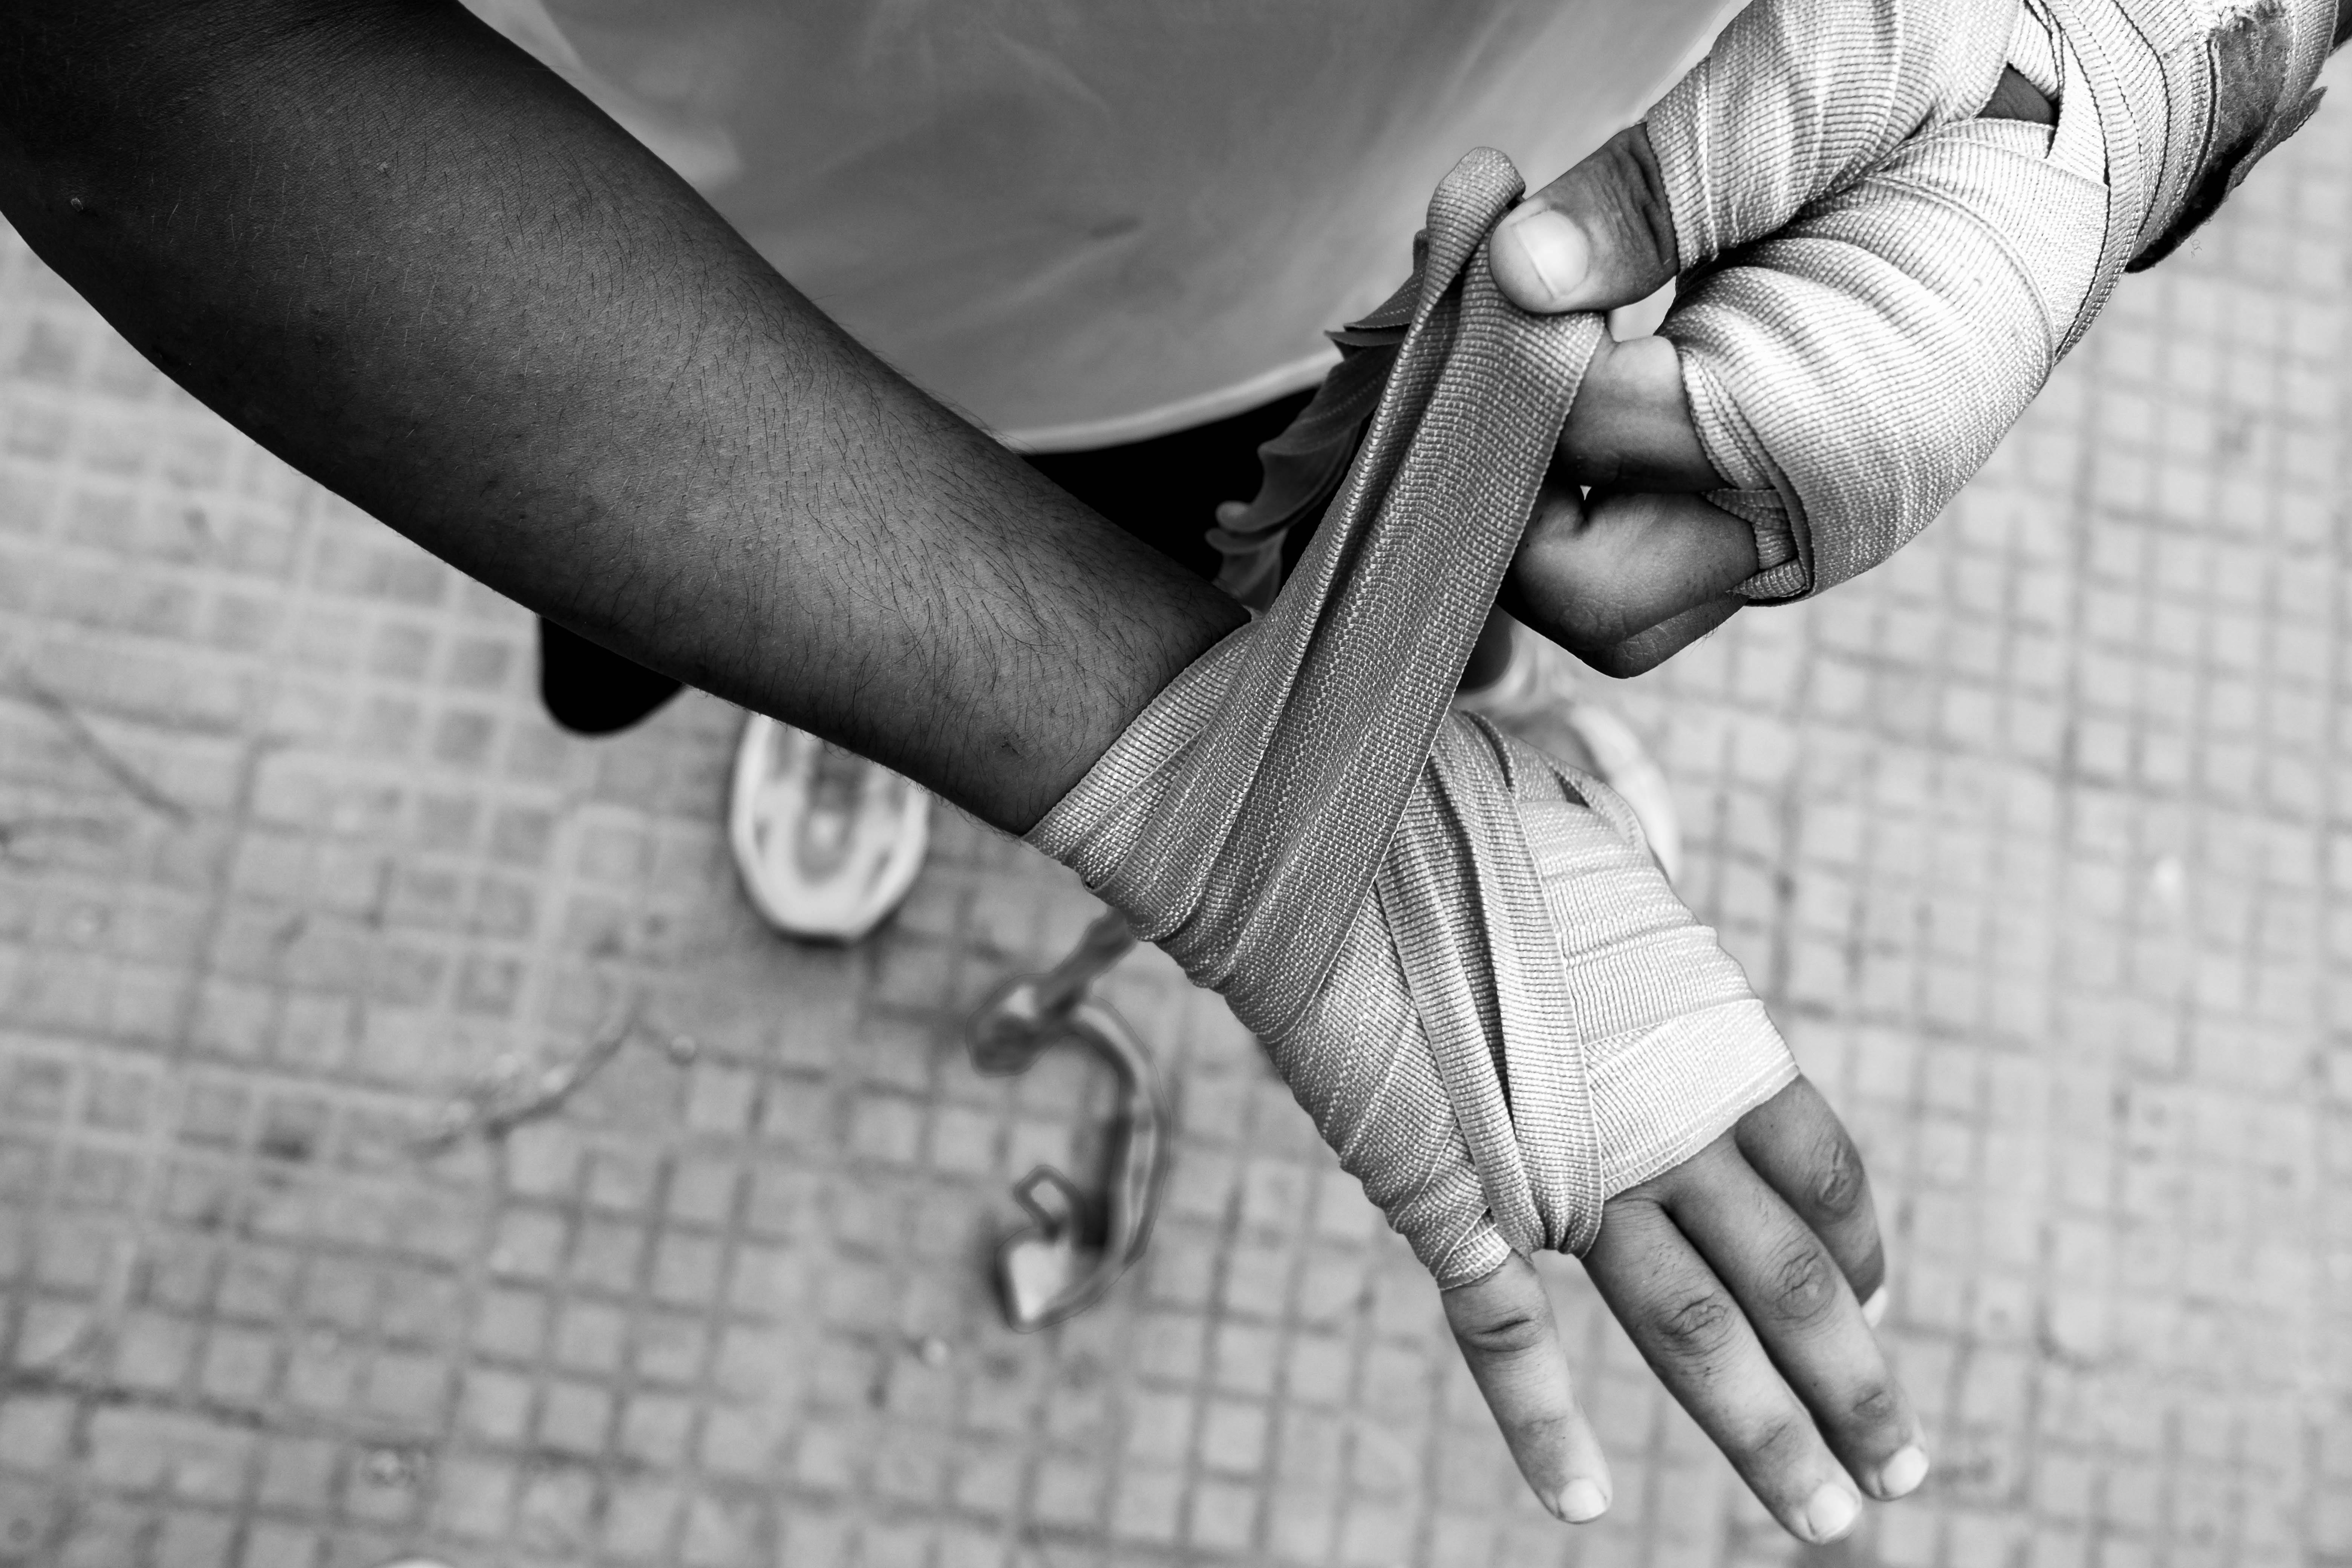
[
  {"x1": 1030, "y1": 154, "x2": 1796, "y2": 1289},
  {"x1": 1652, "y1": 0, "x2": 2336, "y2": 599}
]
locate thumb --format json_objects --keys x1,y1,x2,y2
[
  {"x1": 1501, "y1": 0, "x2": 2014, "y2": 312},
  {"x1": 1489, "y1": 124, "x2": 1680, "y2": 315}
]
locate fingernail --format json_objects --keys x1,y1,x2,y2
[
  {"x1": 1801, "y1": 1484, "x2": 1860, "y2": 1543},
  {"x1": 1556, "y1": 1479, "x2": 1609, "y2": 1523},
  {"x1": 1876, "y1": 1443, "x2": 1930, "y2": 1499},
  {"x1": 1861, "y1": 1284, "x2": 1890, "y2": 1328},
  {"x1": 1499, "y1": 207, "x2": 1588, "y2": 303}
]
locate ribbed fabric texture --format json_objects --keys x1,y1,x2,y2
[
  {"x1": 1029, "y1": 152, "x2": 1796, "y2": 1288},
  {"x1": 1649, "y1": 0, "x2": 2335, "y2": 601}
]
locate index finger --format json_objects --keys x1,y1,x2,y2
[{"x1": 1441, "y1": 1252, "x2": 1615, "y2": 1523}]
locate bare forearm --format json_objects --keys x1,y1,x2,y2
[{"x1": 0, "y1": 0, "x2": 1241, "y2": 829}]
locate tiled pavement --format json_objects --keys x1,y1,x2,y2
[{"x1": 3, "y1": 64, "x2": 2352, "y2": 1568}]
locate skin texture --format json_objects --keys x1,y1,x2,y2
[
  {"x1": 0, "y1": 0, "x2": 1246, "y2": 833},
  {"x1": 0, "y1": 0, "x2": 1920, "y2": 1538}
]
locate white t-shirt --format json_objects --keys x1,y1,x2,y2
[{"x1": 464, "y1": 0, "x2": 1731, "y2": 447}]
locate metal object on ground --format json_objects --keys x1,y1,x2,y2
[{"x1": 966, "y1": 909, "x2": 1163, "y2": 1331}]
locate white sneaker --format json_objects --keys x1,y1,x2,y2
[
  {"x1": 1454, "y1": 620, "x2": 1684, "y2": 887},
  {"x1": 728, "y1": 715, "x2": 930, "y2": 941}
]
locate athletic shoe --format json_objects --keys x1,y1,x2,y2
[
  {"x1": 727, "y1": 714, "x2": 930, "y2": 941},
  {"x1": 1454, "y1": 618, "x2": 1684, "y2": 886}
]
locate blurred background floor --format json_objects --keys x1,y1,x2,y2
[{"x1": 2, "y1": 63, "x2": 2351, "y2": 1568}]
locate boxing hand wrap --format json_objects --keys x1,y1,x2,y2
[
  {"x1": 1029, "y1": 153, "x2": 1795, "y2": 1289},
  {"x1": 1652, "y1": 0, "x2": 2336, "y2": 599}
]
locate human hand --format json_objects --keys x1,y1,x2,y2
[
  {"x1": 1488, "y1": 0, "x2": 2334, "y2": 674},
  {"x1": 1485, "y1": 117, "x2": 1761, "y2": 674},
  {"x1": 1049, "y1": 145, "x2": 1941, "y2": 1544},
  {"x1": 1442, "y1": 1075, "x2": 1922, "y2": 1541}
]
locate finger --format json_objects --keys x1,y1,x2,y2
[
  {"x1": 1733, "y1": 1077, "x2": 1888, "y2": 1308},
  {"x1": 1574, "y1": 594, "x2": 1744, "y2": 678},
  {"x1": 1559, "y1": 335, "x2": 1721, "y2": 492},
  {"x1": 1654, "y1": 1137, "x2": 1927, "y2": 1505},
  {"x1": 1505, "y1": 481, "x2": 1756, "y2": 655},
  {"x1": 1582, "y1": 1187, "x2": 1865, "y2": 1543},
  {"x1": 1442, "y1": 1253, "x2": 1614, "y2": 1523},
  {"x1": 1488, "y1": 125, "x2": 1678, "y2": 315}
]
